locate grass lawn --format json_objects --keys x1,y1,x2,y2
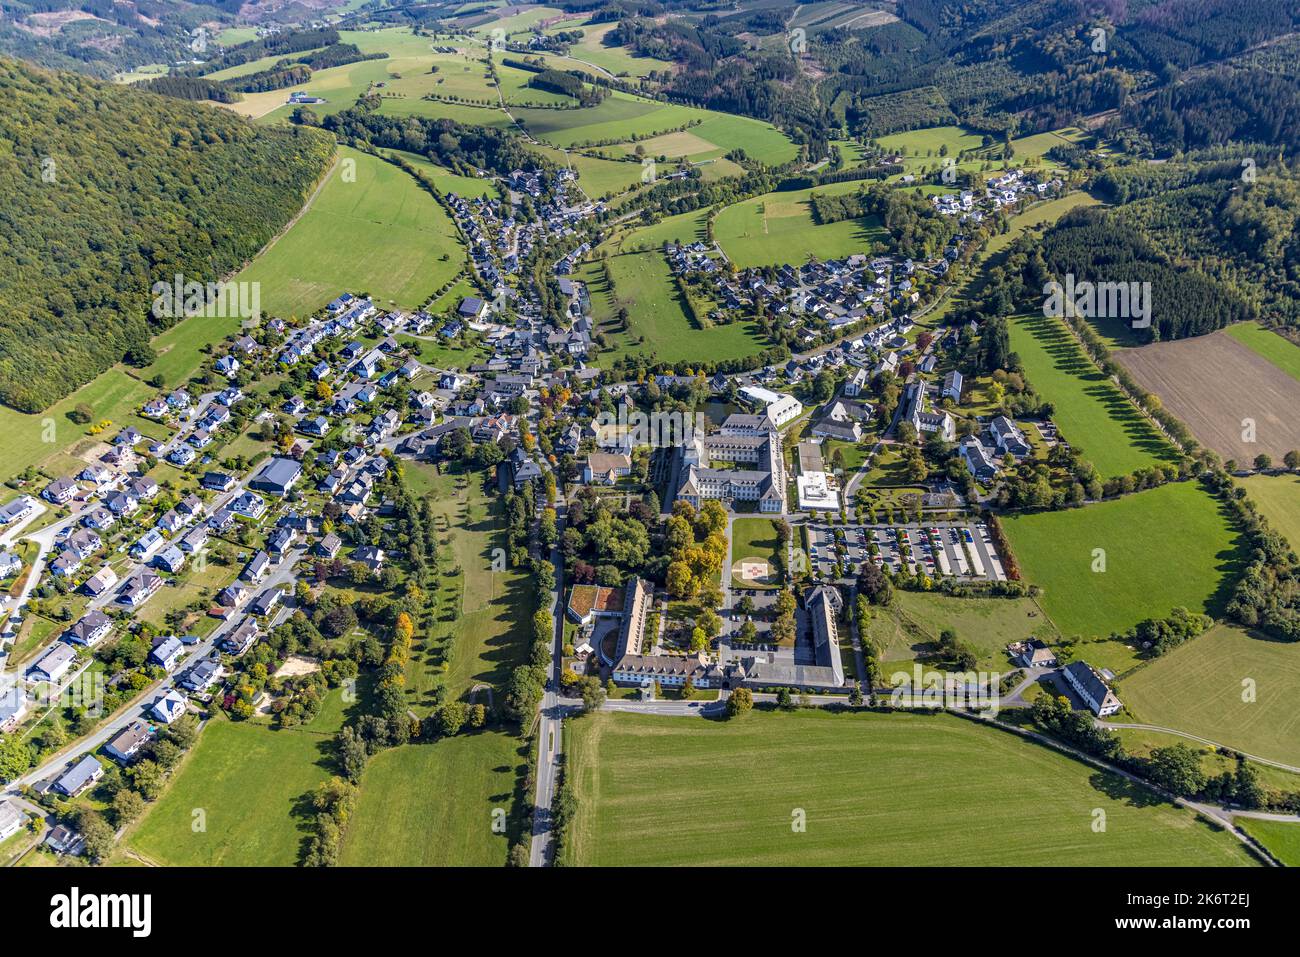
[
  {"x1": 1008, "y1": 312, "x2": 1177, "y2": 478},
  {"x1": 616, "y1": 207, "x2": 712, "y2": 253},
  {"x1": 585, "y1": 252, "x2": 770, "y2": 365},
  {"x1": 0, "y1": 368, "x2": 163, "y2": 486},
  {"x1": 127, "y1": 700, "x2": 350, "y2": 866},
  {"x1": 1240, "y1": 473, "x2": 1300, "y2": 551},
  {"x1": 1118, "y1": 624, "x2": 1300, "y2": 767},
  {"x1": 380, "y1": 148, "x2": 501, "y2": 199},
  {"x1": 1001, "y1": 482, "x2": 1245, "y2": 640},
  {"x1": 402, "y1": 463, "x2": 532, "y2": 705},
  {"x1": 560, "y1": 710, "x2": 1256, "y2": 866},
  {"x1": 135, "y1": 558, "x2": 240, "y2": 630},
  {"x1": 230, "y1": 146, "x2": 464, "y2": 320},
  {"x1": 714, "y1": 182, "x2": 887, "y2": 268},
  {"x1": 864, "y1": 591, "x2": 1059, "y2": 675},
  {"x1": 526, "y1": 144, "x2": 646, "y2": 198},
  {"x1": 1224, "y1": 321, "x2": 1300, "y2": 383},
  {"x1": 730, "y1": 517, "x2": 784, "y2": 589},
  {"x1": 338, "y1": 730, "x2": 527, "y2": 865},
  {"x1": 1240, "y1": 819, "x2": 1300, "y2": 866}
]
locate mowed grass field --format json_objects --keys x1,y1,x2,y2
[
  {"x1": 526, "y1": 144, "x2": 646, "y2": 197},
  {"x1": 379, "y1": 148, "x2": 500, "y2": 199},
  {"x1": 584, "y1": 252, "x2": 770, "y2": 364},
  {"x1": 1001, "y1": 482, "x2": 1244, "y2": 640},
  {"x1": 232, "y1": 146, "x2": 464, "y2": 319},
  {"x1": 0, "y1": 368, "x2": 164, "y2": 485},
  {"x1": 616, "y1": 207, "x2": 711, "y2": 252},
  {"x1": 1118, "y1": 624, "x2": 1300, "y2": 767},
  {"x1": 714, "y1": 182, "x2": 886, "y2": 268},
  {"x1": 1009, "y1": 312, "x2": 1177, "y2": 478},
  {"x1": 1240, "y1": 819, "x2": 1300, "y2": 866},
  {"x1": 402, "y1": 463, "x2": 532, "y2": 705},
  {"x1": 1241, "y1": 473, "x2": 1300, "y2": 550},
  {"x1": 339, "y1": 731, "x2": 527, "y2": 866},
  {"x1": 730, "y1": 517, "x2": 783, "y2": 588},
  {"x1": 864, "y1": 591, "x2": 1060, "y2": 675},
  {"x1": 128, "y1": 705, "x2": 348, "y2": 866},
  {"x1": 1224, "y1": 321, "x2": 1300, "y2": 382},
  {"x1": 514, "y1": 90, "x2": 797, "y2": 166},
  {"x1": 560, "y1": 710, "x2": 1256, "y2": 866}
]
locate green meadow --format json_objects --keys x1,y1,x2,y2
[
  {"x1": 1240, "y1": 819, "x2": 1300, "y2": 866},
  {"x1": 561, "y1": 710, "x2": 1256, "y2": 866},
  {"x1": 1008, "y1": 312, "x2": 1177, "y2": 478},
  {"x1": 584, "y1": 252, "x2": 770, "y2": 364},
  {"x1": 714, "y1": 182, "x2": 887, "y2": 268},
  {"x1": 232, "y1": 146, "x2": 464, "y2": 319},
  {"x1": 1119, "y1": 624, "x2": 1300, "y2": 767},
  {"x1": 1001, "y1": 482, "x2": 1244, "y2": 640},
  {"x1": 1240, "y1": 473, "x2": 1300, "y2": 551},
  {"x1": 128, "y1": 705, "x2": 349, "y2": 866},
  {"x1": 339, "y1": 731, "x2": 528, "y2": 866}
]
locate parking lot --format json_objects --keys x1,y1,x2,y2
[{"x1": 805, "y1": 521, "x2": 1008, "y2": 583}]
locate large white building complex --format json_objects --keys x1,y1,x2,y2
[{"x1": 676, "y1": 414, "x2": 787, "y2": 514}]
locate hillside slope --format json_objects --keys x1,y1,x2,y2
[{"x1": 0, "y1": 55, "x2": 335, "y2": 411}]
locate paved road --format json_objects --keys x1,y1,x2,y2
[
  {"x1": 4, "y1": 545, "x2": 304, "y2": 794},
  {"x1": 1099, "y1": 721, "x2": 1300, "y2": 775},
  {"x1": 529, "y1": 500, "x2": 567, "y2": 867}
]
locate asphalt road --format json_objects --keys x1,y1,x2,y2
[{"x1": 4, "y1": 544, "x2": 303, "y2": 795}]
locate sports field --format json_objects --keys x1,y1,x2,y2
[
  {"x1": 339, "y1": 731, "x2": 527, "y2": 866},
  {"x1": 714, "y1": 182, "x2": 886, "y2": 268},
  {"x1": 730, "y1": 517, "x2": 783, "y2": 589},
  {"x1": 232, "y1": 146, "x2": 465, "y2": 319},
  {"x1": 1118, "y1": 624, "x2": 1300, "y2": 767},
  {"x1": 1009, "y1": 312, "x2": 1177, "y2": 478},
  {"x1": 1240, "y1": 473, "x2": 1300, "y2": 549},
  {"x1": 560, "y1": 710, "x2": 1256, "y2": 866},
  {"x1": 1000, "y1": 482, "x2": 1243, "y2": 640},
  {"x1": 585, "y1": 252, "x2": 770, "y2": 364},
  {"x1": 128, "y1": 705, "x2": 349, "y2": 866},
  {"x1": 1224, "y1": 321, "x2": 1300, "y2": 383}
]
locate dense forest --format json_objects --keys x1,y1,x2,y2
[
  {"x1": 0, "y1": 0, "x2": 240, "y2": 78},
  {"x1": 0, "y1": 56, "x2": 335, "y2": 411},
  {"x1": 140, "y1": 75, "x2": 242, "y2": 103},
  {"x1": 528, "y1": 68, "x2": 608, "y2": 107},
  {"x1": 1038, "y1": 206, "x2": 1254, "y2": 343}
]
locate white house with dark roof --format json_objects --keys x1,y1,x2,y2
[
  {"x1": 63, "y1": 610, "x2": 113, "y2": 647},
  {"x1": 1062, "y1": 660, "x2": 1122, "y2": 717}
]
